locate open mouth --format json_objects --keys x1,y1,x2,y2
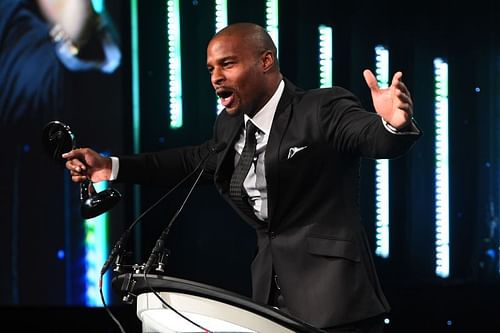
[{"x1": 216, "y1": 89, "x2": 235, "y2": 107}]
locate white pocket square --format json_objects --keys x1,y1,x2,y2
[{"x1": 287, "y1": 146, "x2": 308, "y2": 159}]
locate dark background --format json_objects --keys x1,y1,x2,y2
[{"x1": 1, "y1": 0, "x2": 500, "y2": 331}]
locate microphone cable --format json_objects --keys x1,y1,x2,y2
[
  {"x1": 101, "y1": 141, "x2": 226, "y2": 276},
  {"x1": 143, "y1": 164, "x2": 213, "y2": 333},
  {"x1": 99, "y1": 276, "x2": 127, "y2": 333},
  {"x1": 99, "y1": 142, "x2": 225, "y2": 333}
]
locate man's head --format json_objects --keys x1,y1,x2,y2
[{"x1": 207, "y1": 22, "x2": 282, "y2": 117}]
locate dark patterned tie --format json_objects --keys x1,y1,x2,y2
[{"x1": 229, "y1": 120, "x2": 258, "y2": 218}]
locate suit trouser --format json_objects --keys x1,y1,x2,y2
[
  {"x1": 268, "y1": 275, "x2": 385, "y2": 333},
  {"x1": 322, "y1": 314, "x2": 385, "y2": 333}
]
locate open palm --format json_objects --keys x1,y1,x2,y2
[{"x1": 363, "y1": 69, "x2": 413, "y2": 129}]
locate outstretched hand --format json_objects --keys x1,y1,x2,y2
[
  {"x1": 363, "y1": 69, "x2": 413, "y2": 129},
  {"x1": 62, "y1": 148, "x2": 112, "y2": 183}
]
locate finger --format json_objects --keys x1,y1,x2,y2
[
  {"x1": 396, "y1": 91, "x2": 413, "y2": 106},
  {"x1": 71, "y1": 174, "x2": 88, "y2": 183},
  {"x1": 363, "y1": 69, "x2": 379, "y2": 92},
  {"x1": 70, "y1": 168, "x2": 86, "y2": 176},
  {"x1": 394, "y1": 80, "x2": 411, "y2": 98},
  {"x1": 68, "y1": 161, "x2": 87, "y2": 174},
  {"x1": 62, "y1": 149, "x2": 78, "y2": 159},
  {"x1": 66, "y1": 157, "x2": 86, "y2": 168},
  {"x1": 62, "y1": 147, "x2": 87, "y2": 160},
  {"x1": 393, "y1": 98, "x2": 414, "y2": 120},
  {"x1": 391, "y1": 71, "x2": 403, "y2": 88},
  {"x1": 395, "y1": 101, "x2": 412, "y2": 113}
]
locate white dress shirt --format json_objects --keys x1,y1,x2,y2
[{"x1": 234, "y1": 80, "x2": 285, "y2": 221}]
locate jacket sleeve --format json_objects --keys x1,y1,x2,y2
[{"x1": 318, "y1": 86, "x2": 422, "y2": 159}]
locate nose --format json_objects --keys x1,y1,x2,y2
[{"x1": 211, "y1": 67, "x2": 224, "y2": 87}]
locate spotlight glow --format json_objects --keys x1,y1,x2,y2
[
  {"x1": 434, "y1": 58, "x2": 450, "y2": 278},
  {"x1": 265, "y1": 0, "x2": 279, "y2": 57},
  {"x1": 374, "y1": 45, "x2": 390, "y2": 258},
  {"x1": 318, "y1": 25, "x2": 333, "y2": 88},
  {"x1": 215, "y1": 0, "x2": 228, "y2": 33},
  {"x1": 215, "y1": 0, "x2": 228, "y2": 114},
  {"x1": 84, "y1": 181, "x2": 109, "y2": 306},
  {"x1": 167, "y1": 0, "x2": 183, "y2": 128}
]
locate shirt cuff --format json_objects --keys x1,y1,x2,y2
[
  {"x1": 110, "y1": 156, "x2": 119, "y2": 181},
  {"x1": 382, "y1": 118, "x2": 420, "y2": 135}
]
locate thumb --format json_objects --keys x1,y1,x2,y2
[{"x1": 363, "y1": 69, "x2": 379, "y2": 92}]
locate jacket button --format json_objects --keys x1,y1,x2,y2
[{"x1": 269, "y1": 232, "x2": 276, "y2": 239}]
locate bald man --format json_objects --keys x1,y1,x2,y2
[{"x1": 64, "y1": 22, "x2": 421, "y2": 332}]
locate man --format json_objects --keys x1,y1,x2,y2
[
  {"x1": 63, "y1": 22, "x2": 421, "y2": 332},
  {"x1": 0, "y1": 0, "x2": 121, "y2": 305}
]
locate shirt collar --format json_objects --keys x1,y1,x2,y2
[{"x1": 244, "y1": 79, "x2": 285, "y2": 135}]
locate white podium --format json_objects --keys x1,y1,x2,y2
[{"x1": 112, "y1": 273, "x2": 325, "y2": 333}]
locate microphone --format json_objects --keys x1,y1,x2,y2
[
  {"x1": 143, "y1": 141, "x2": 227, "y2": 274},
  {"x1": 100, "y1": 141, "x2": 226, "y2": 276},
  {"x1": 80, "y1": 179, "x2": 122, "y2": 219},
  {"x1": 42, "y1": 120, "x2": 122, "y2": 218}
]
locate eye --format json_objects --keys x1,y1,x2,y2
[{"x1": 223, "y1": 61, "x2": 234, "y2": 68}]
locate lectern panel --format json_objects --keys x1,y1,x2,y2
[{"x1": 112, "y1": 273, "x2": 325, "y2": 333}]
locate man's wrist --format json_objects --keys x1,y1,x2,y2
[{"x1": 382, "y1": 118, "x2": 419, "y2": 135}]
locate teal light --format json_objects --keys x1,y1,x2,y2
[
  {"x1": 265, "y1": 0, "x2": 279, "y2": 57},
  {"x1": 215, "y1": 0, "x2": 228, "y2": 114},
  {"x1": 318, "y1": 25, "x2": 333, "y2": 88},
  {"x1": 84, "y1": 181, "x2": 109, "y2": 306},
  {"x1": 215, "y1": 0, "x2": 228, "y2": 33},
  {"x1": 374, "y1": 45, "x2": 390, "y2": 258},
  {"x1": 434, "y1": 58, "x2": 450, "y2": 278},
  {"x1": 91, "y1": 0, "x2": 104, "y2": 13},
  {"x1": 130, "y1": 0, "x2": 142, "y2": 266},
  {"x1": 167, "y1": 0, "x2": 183, "y2": 129},
  {"x1": 131, "y1": 0, "x2": 140, "y2": 153}
]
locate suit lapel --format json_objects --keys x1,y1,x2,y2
[
  {"x1": 265, "y1": 78, "x2": 296, "y2": 224},
  {"x1": 214, "y1": 112, "x2": 244, "y2": 192}
]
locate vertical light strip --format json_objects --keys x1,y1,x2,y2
[
  {"x1": 84, "y1": 181, "x2": 109, "y2": 306},
  {"x1": 130, "y1": 0, "x2": 140, "y2": 153},
  {"x1": 265, "y1": 0, "x2": 279, "y2": 56},
  {"x1": 318, "y1": 25, "x2": 333, "y2": 88},
  {"x1": 130, "y1": 0, "x2": 142, "y2": 266},
  {"x1": 168, "y1": 0, "x2": 183, "y2": 128},
  {"x1": 434, "y1": 58, "x2": 450, "y2": 278},
  {"x1": 63, "y1": 176, "x2": 72, "y2": 304},
  {"x1": 215, "y1": 0, "x2": 228, "y2": 33},
  {"x1": 91, "y1": 0, "x2": 104, "y2": 13},
  {"x1": 215, "y1": 0, "x2": 228, "y2": 114},
  {"x1": 374, "y1": 45, "x2": 390, "y2": 258}
]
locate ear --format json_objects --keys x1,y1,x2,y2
[{"x1": 261, "y1": 51, "x2": 275, "y2": 72}]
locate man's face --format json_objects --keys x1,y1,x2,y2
[{"x1": 206, "y1": 35, "x2": 267, "y2": 117}]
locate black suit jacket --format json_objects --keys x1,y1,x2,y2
[{"x1": 117, "y1": 78, "x2": 422, "y2": 328}]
